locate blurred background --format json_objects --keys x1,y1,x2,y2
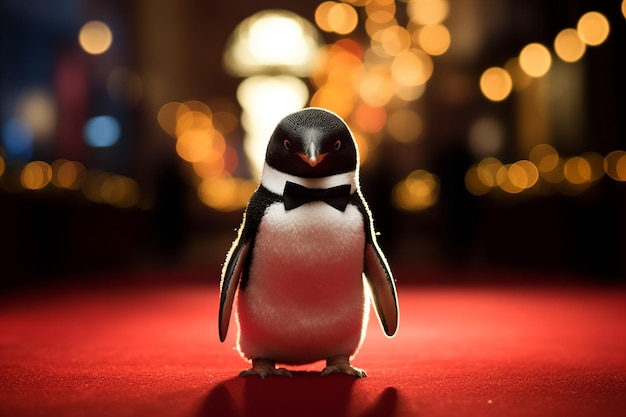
[{"x1": 1, "y1": 0, "x2": 625, "y2": 286}]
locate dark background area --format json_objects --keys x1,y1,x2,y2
[{"x1": 1, "y1": 0, "x2": 625, "y2": 287}]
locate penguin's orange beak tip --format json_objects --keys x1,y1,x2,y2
[{"x1": 298, "y1": 152, "x2": 328, "y2": 167}]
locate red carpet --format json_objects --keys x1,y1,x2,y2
[{"x1": 1, "y1": 270, "x2": 625, "y2": 417}]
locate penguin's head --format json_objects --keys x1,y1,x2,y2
[{"x1": 265, "y1": 108, "x2": 358, "y2": 178}]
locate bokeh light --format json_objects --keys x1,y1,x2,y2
[
  {"x1": 529, "y1": 144, "x2": 564, "y2": 184},
  {"x1": 360, "y1": 66, "x2": 395, "y2": 107},
  {"x1": 407, "y1": 0, "x2": 450, "y2": 26},
  {"x1": 2, "y1": 119, "x2": 33, "y2": 160},
  {"x1": 563, "y1": 156, "x2": 592, "y2": 185},
  {"x1": 478, "y1": 158, "x2": 504, "y2": 187},
  {"x1": 310, "y1": 41, "x2": 363, "y2": 117},
  {"x1": 209, "y1": 98, "x2": 240, "y2": 135},
  {"x1": 197, "y1": 177, "x2": 257, "y2": 212},
  {"x1": 81, "y1": 170, "x2": 140, "y2": 208},
  {"x1": 157, "y1": 102, "x2": 184, "y2": 138},
  {"x1": 21, "y1": 161, "x2": 52, "y2": 190},
  {"x1": 100, "y1": 175, "x2": 140, "y2": 208},
  {"x1": 577, "y1": 12, "x2": 610, "y2": 46},
  {"x1": 496, "y1": 164, "x2": 523, "y2": 194},
  {"x1": 310, "y1": 82, "x2": 355, "y2": 118},
  {"x1": 465, "y1": 165, "x2": 490, "y2": 196},
  {"x1": 604, "y1": 150, "x2": 626, "y2": 181},
  {"x1": 237, "y1": 75, "x2": 310, "y2": 128},
  {"x1": 387, "y1": 109, "x2": 423, "y2": 143},
  {"x1": 417, "y1": 24, "x2": 451, "y2": 56},
  {"x1": 175, "y1": 105, "x2": 212, "y2": 137},
  {"x1": 392, "y1": 169, "x2": 440, "y2": 211},
  {"x1": 466, "y1": 156, "x2": 545, "y2": 196},
  {"x1": 540, "y1": 156, "x2": 565, "y2": 184},
  {"x1": 554, "y1": 28, "x2": 586, "y2": 63},
  {"x1": 529, "y1": 144, "x2": 557, "y2": 167},
  {"x1": 51, "y1": 160, "x2": 86, "y2": 190},
  {"x1": 78, "y1": 21, "x2": 113, "y2": 55},
  {"x1": 16, "y1": 89, "x2": 56, "y2": 141},
  {"x1": 581, "y1": 151, "x2": 605, "y2": 182},
  {"x1": 176, "y1": 129, "x2": 214, "y2": 163},
  {"x1": 512, "y1": 160, "x2": 539, "y2": 190},
  {"x1": 315, "y1": 2, "x2": 336, "y2": 32},
  {"x1": 84, "y1": 116, "x2": 121, "y2": 147},
  {"x1": 315, "y1": 1, "x2": 359, "y2": 35},
  {"x1": 379, "y1": 25, "x2": 411, "y2": 56},
  {"x1": 365, "y1": 0, "x2": 396, "y2": 19},
  {"x1": 224, "y1": 10, "x2": 320, "y2": 77},
  {"x1": 479, "y1": 67, "x2": 512, "y2": 102},
  {"x1": 354, "y1": 103, "x2": 386, "y2": 133},
  {"x1": 391, "y1": 49, "x2": 434, "y2": 88},
  {"x1": 394, "y1": 83, "x2": 426, "y2": 102},
  {"x1": 616, "y1": 155, "x2": 626, "y2": 181},
  {"x1": 156, "y1": 99, "x2": 240, "y2": 185},
  {"x1": 237, "y1": 75, "x2": 310, "y2": 177},
  {"x1": 519, "y1": 43, "x2": 552, "y2": 78},
  {"x1": 81, "y1": 170, "x2": 108, "y2": 203},
  {"x1": 366, "y1": 0, "x2": 396, "y2": 30}
]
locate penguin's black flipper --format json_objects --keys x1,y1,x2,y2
[
  {"x1": 219, "y1": 238, "x2": 250, "y2": 342},
  {"x1": 364, "y1": 242, "x2": 399, "y2": 337},
  {"x1": 352, "y1": 192, "x2": 399, "y2": 337},
  {"x1": 218, "y1": 186, "x2": 282, "y2": 342}
]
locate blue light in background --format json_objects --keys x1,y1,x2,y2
[
  {"x1": 84, "y1": 115, "x2": 121, "y2": 147},
  {"x1": 2, "y1": 118, "x2": 34, "y2": 160}
]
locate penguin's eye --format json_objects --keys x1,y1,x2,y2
[
  {"x1": 283, "y1": 139, "x2": 291, "y2": 150},
  {"x1": 333, "y1": 140, "x2": 341, "y2": 151}
]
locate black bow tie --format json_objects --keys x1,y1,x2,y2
[{"x1": 283, "y1": 181, "x2": 352, "y2": 212}]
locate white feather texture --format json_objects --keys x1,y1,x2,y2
[
  {"x1": 260, "y1": 162, "x2": 358, "y2": 195},
  {"x1": 235, "y1": 165, "x2": 369, "y2": 365}
]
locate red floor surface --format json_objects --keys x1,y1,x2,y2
[{"x1": 1, "y1": 270, "x2": 625, "y2": 417}]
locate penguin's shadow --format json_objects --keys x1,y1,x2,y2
[{"x1": 198, "y1": 372, "x2": 398, "y2": 417}]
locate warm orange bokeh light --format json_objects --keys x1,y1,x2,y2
[
  {"x1": 78, "y1": 21, "x2": 113, "y2": 55},
  {"x1": 354, "y1": 103, "x2": 386, "y2": 133},
  {"x1": 315, "y1": 1, "x2": 358, "y2": 35},
  {"x1": 417, "y1": 24, "x2": 451, "y2": 56},
  {"x1": 387, "y1": 109, "x2": 423, "y2": 143},
  {"x1": 554, "y1": 28, "x2": 586, "y2": 63},
  {"x1": 577, "y1": 11, "x2": 610, "y2": 46},
  {"x1": 21, "y1": 161, "x2": 52, "y2": 190},
  {"x1": 480, "y1": 67, "x2": 512, "y2": 102},
  {"x1": 519, "y1": 43, "x2": 552, "y2": 78},
  {"x1": 407, "y1": 0, "x2": 450, "y2": 26}
]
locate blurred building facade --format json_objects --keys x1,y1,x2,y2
[{"x1": 1, "y1": 0, "x2": 625, "y2": 283}]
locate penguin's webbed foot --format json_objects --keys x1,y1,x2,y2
[
  {"x1": 239, "y1": 358, "x2": 292, "y2": 379},
  {"x1": 321, "y1": 355, "x2": 367, "y2": 378}
]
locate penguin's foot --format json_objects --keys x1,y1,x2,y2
[
  {"x1": 321, "y1": 355, "x2": 367, "y2": 378},
  {"x1": 239, "y1": 358, "x2": 293, "y2": 379}
]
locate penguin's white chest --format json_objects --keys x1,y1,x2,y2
[{"x1": 236, "y1": 201, "x2": 368, "y2": 364}]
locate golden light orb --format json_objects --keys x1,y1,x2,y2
[
  {"x1": 577, "y1": 11, "x2": 610, "y2": 46},
  {"x1": 554, "y1": 28, "x2": 586, "y2": 63},
  {"x1": 78, "y1": 21, "x2": 113, "y2": 55},
  {"x1": 479, "y1": 67, "x2": 512, "y2": 102},
  {"x1": 519, "y1": 43, "x2": 552, "y2": 78}
]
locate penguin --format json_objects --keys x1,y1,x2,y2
[{"x1": 218, "y1": 107, "x2": 398, "y2": 378}]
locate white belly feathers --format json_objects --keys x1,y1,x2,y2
[{"x1": 235, "y1": 200, "x2": 369, "y2": 364}]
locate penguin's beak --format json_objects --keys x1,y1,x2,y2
[{"x1": 298, "y1": 142, "x2": 328, "y2": 167}]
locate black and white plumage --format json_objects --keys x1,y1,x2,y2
[{"x1": 218, "y1": 107, "x2": 399, "y2": 378}]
